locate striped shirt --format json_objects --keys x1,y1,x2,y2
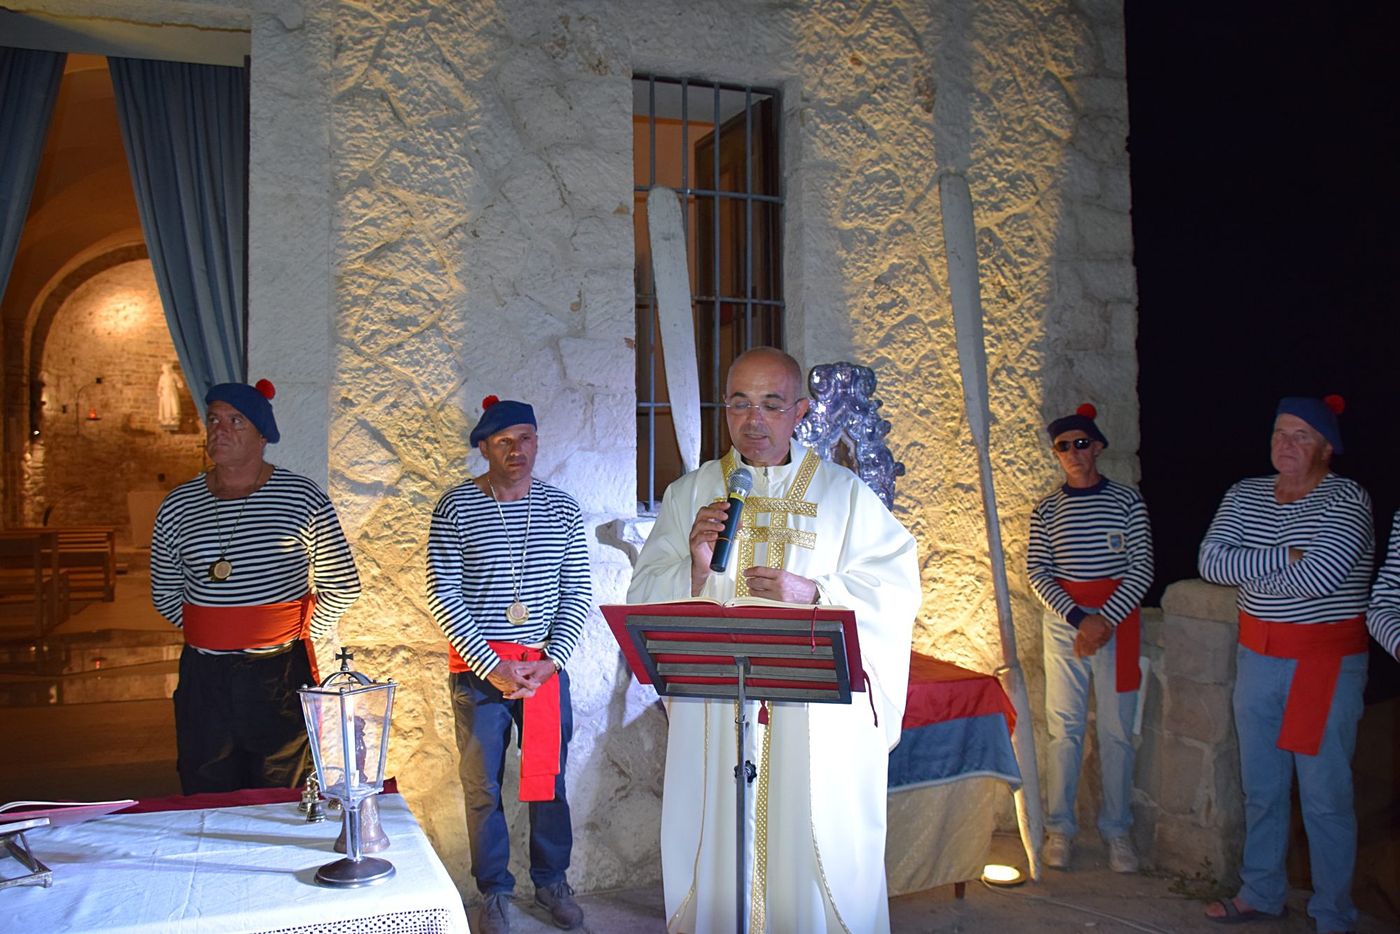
[
  {"x1": 1199, "y1": 473, "x2": 1373, "y2": 624},
  {"x1": 1027, "y1": 477, "x2": 1154, "y2": 627},
  {"x1": 1366, "y1": 509, "x2": 1400, "y2": 658},
  {"x1": 426, "y1": 477, "x2": 592, "y2": 679},
  {"x1": 150, "y1": 468, "x2": 362, "y2": 641}
]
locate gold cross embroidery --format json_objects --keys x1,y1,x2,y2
[{"x1": 721, "y1": 448, "x2": 820, "y2": 597}]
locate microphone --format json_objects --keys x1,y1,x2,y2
[{"x1": 709, "y1": 468, "x2": 753, "y2": 573}]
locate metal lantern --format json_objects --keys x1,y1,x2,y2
[{"x1": 298, "y1": 648, "x2": 397, "y2": 886}]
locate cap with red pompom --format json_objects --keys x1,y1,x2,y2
[
  {"x1": 469, "y1": 395, "x2": 535, "y2": 447},
  {"x1": 1046, "y1": 402, "x2": 1108, "y2": 448},
  {"x1": 1276, "y1": 394, "x2": 1346, "y2": 453},
  {"x1": 203, "y1": 380, "x2": 280, "y2": 443}
]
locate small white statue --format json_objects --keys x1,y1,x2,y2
[{"x1": 157, "y1": 362, "x2": 183, "y2": 429}]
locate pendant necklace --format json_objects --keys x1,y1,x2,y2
[
  {"x1": 208, "y1": 468, "x2": 258, "y2": 581},
  {"x1": 487, "y1": 478, "x2": 531, "y2": 625}
]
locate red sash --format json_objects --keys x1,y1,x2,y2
[
  {"x1": 1237, "y1": 611, "x2": 1367, "y2": 755},
  {"x1": 182, "y1": 594, "x2": 319, "y2": 682},
  {"x1": 1056, "y1": 578, "x2": 1141, "y2": 693},
  {"x1": 484, "y1": 640, "x2": 561, "y2": 803}
]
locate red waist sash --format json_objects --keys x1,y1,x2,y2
[
  {"x1": 182, "y1": 594, "x2": 319, "y2": 682},
  {"x1": 487, "y1": 641, "x2": 561, "y2": 803},
  {"x1": 1056, "y1": 578, "x2": 1140, "y2": 693},
  {"x1": 1237, "y1": 611, "x2": 1367, "y2": 756}
]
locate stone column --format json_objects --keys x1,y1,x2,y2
[{"x1": 1137, "y1": 578, "x2": 1244, "y2": 885}]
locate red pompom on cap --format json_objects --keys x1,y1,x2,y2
[
  {"x1": 482, "y1": 394, "x2": 500, "y2": 409},
  {"x1": 255, "y1": 379, "x2": 276, "y2": 400},
  {"x1": 1324, "y1": 394, "x2": 1345, "y2": 415},
  {"x1": 1076, "y1": 403, "x2": 1097, "y2": 419}
]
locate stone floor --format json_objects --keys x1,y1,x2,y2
[{"x1": 2, "y1": 576, "x2": 1396, "y2": 933}]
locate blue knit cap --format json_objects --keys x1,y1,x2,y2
[
  {"x1": 205, "y1": 380, "x2": 279, "y2": 443},
  {"x1": 1276, "y1": 395, "x2": 1345, "y2": 454},
  {"x1": 1046, "y1": 403, "x2": 1108, "y2": 448},
  {"x1": 470, "y1": 396, "x2": 536, "y2": 446}
]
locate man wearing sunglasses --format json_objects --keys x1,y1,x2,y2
[{"x1": 1027, "y1": 403, "x2": 1153, "y2": 874}]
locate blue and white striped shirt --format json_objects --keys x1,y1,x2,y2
[
  {"x1": 1027, "y1": 477, "x2": 1154, "y2": 627},
  {"x1": 150, "y1": 468, "x2": 362, "y2": 641},
  {"x1": 1199, "y1": 473, "x2": 1373, "y2": 624},
  {"x1": 1366, "y1": 509, "x2": 1400, "y2": 659},
  {"x1": 426, "y1": 477, "x2": 592, "y2": 679}
]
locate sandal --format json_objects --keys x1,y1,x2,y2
[{"x1": 1204, "y1": 898, "x2": 1286, "y2": 924}]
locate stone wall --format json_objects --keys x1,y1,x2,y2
[{"x1": 1136, "y1": 579, "x2": 1244, "y2": 885}]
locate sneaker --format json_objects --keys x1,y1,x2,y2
[
  {"x1": 534, "y1": 880, "x2": 584, "y2": 929},
  {"x1": 1107, "y1": 835, "x2": 1140, "y2": 873},
  {"x1": 1043, "y1": 832, "x2": 1072, "y2": 869},
  {"x1": 476, "y1": 892, "x2": 513, "y2": 934}
]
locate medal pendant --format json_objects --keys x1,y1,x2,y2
[
  {"x1": 506, "y1": 601, "x2": 529, "y2": 625},
  {"x1": 209, "y1": 558, "x2": 233, "y2": 582}
]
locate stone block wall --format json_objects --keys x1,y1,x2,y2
[{"x1": 1136, "y1": 579, "x2": 1244, "y2": 885}]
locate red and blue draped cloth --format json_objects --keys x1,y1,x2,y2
[{"x1": 887, "y1": 653, "x2": 1022, "y2": 791}]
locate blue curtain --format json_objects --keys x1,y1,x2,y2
[
  {"x1": 109, "y1": 56, "x2": 247, "y2": 411},
  {"x1": 0, "y1": 46, "x2": 65, "y2": 305}
]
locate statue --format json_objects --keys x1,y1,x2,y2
[{"x1": 157, "y1": 362, "x2": 183, "y2": 430}]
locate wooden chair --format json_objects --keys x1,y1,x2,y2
[
  {"x1": 13, "y1": 526, "x2": 117, "y2": 602},
  {"x1": 0, "y1": 530, "x2": 69, "y2": 637}
]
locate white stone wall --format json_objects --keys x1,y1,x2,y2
[{"x1": 14, "y1": 0, "x2": 1138, "y2": 896}]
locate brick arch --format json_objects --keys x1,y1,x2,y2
[{"x1": 27, "y1": 242, "x2": 151, "y2": 382}]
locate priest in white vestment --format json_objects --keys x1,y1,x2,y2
[{"x1": 628, "y1": 348, "x2": 921, "y2": 934}]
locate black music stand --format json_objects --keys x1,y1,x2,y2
[{"x1": 602, "y1": 601, "x2": 862, "y2": 934}]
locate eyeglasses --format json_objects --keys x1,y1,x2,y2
[
  {"x1": 1053, "y1": 438, "x2": 1094, "y2": 452},
  {"x1": 723, "y1": 400, "x2": 804, "y2": 418}
]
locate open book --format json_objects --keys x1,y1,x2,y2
[{"x1": 634, "y1": 594, "x2": 850, "y2": 611}]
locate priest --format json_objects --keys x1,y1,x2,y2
[{"x1": 628, "y1": 347, "x2": 921, "y2": 934}]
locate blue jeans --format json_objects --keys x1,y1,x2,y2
[
  {"x1": 1233, "y1": 645, "x2": 1365, "y2": 933},
  {"x1": 1043, "y1": 609, "x2": 1138, "y2": 840},
  {"x1": 451, "y1": 669, "x2": 574, "y2": 896}
]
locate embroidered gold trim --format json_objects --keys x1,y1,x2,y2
[
  {"x1": 724, "y1": 448, "x2": 821, "y2": 597},
  {"x1": 746, "y1": 496, "x2": 819, "y2": 517},
  {"x1": 749, "y1": 702, "x2": 773, "y2": 931}
]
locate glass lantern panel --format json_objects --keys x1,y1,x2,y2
[{"x1": 300, "y1": 683, "x2": 395, "y2": 805}]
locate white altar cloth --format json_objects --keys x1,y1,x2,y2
[{"x1": 3, "y1": 795, "x2": 469, "y2": 933}]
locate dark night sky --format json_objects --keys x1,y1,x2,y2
[{"x1": 1125, "y1": 3, "x2": 1400, "y2": 693}]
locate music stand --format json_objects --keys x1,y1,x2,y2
[{"x1": 602, "y1": 601, "x2": 862, "y2": 934}]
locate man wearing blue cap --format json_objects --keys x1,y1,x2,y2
[
  {"x1": 427, "y1": 396, "x2": 591, "y2": 934},
  {"x1": 1199, "y1": 395, "x2": 1372, "y2": 933},
  {"x1": 1028, "y1": 403, "x2": 1153, "y2": 874},
  {"x1": 151, "y1": 379, "x2": 362, "y2": 794}
]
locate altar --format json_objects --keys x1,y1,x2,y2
[
  {"x1": 885, "y1": 653, "x2": 1021, "y2": 896},
  {"x1": 3, "y1": 793, "x2": 468, "y2": 933}
]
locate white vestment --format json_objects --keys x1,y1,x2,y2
[{"x1": 628, "y1": 442, "x2": 921, "y2": 934}]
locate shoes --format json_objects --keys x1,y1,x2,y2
[
  {"x1": 1204, "y1": 897, "x2": 1286, "y2": 924},
  {"x1": 535, "y1": 880, "x2": 585, "y2": 929},
  {"x1": 476, "y1": 892, "x2": 513, "y2": 934},
  {"x1": 1107, "y1": 835, "x2": 1140, "y2": 873},
  {"x1": 1043, "y1": 832, "x2": 1072, "y2": 869}
]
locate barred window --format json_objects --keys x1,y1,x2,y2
[{"x1": 633, "y1": 75, "x2": 784, "y2": 512}]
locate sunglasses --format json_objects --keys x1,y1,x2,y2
[{"x1": 1053, "y1": 438, "x2": 1095, "y2": 452}]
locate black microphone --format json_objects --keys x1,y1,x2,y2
[{"x1": 709, "y1": 467, "x2": 753, "y2": 573}]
